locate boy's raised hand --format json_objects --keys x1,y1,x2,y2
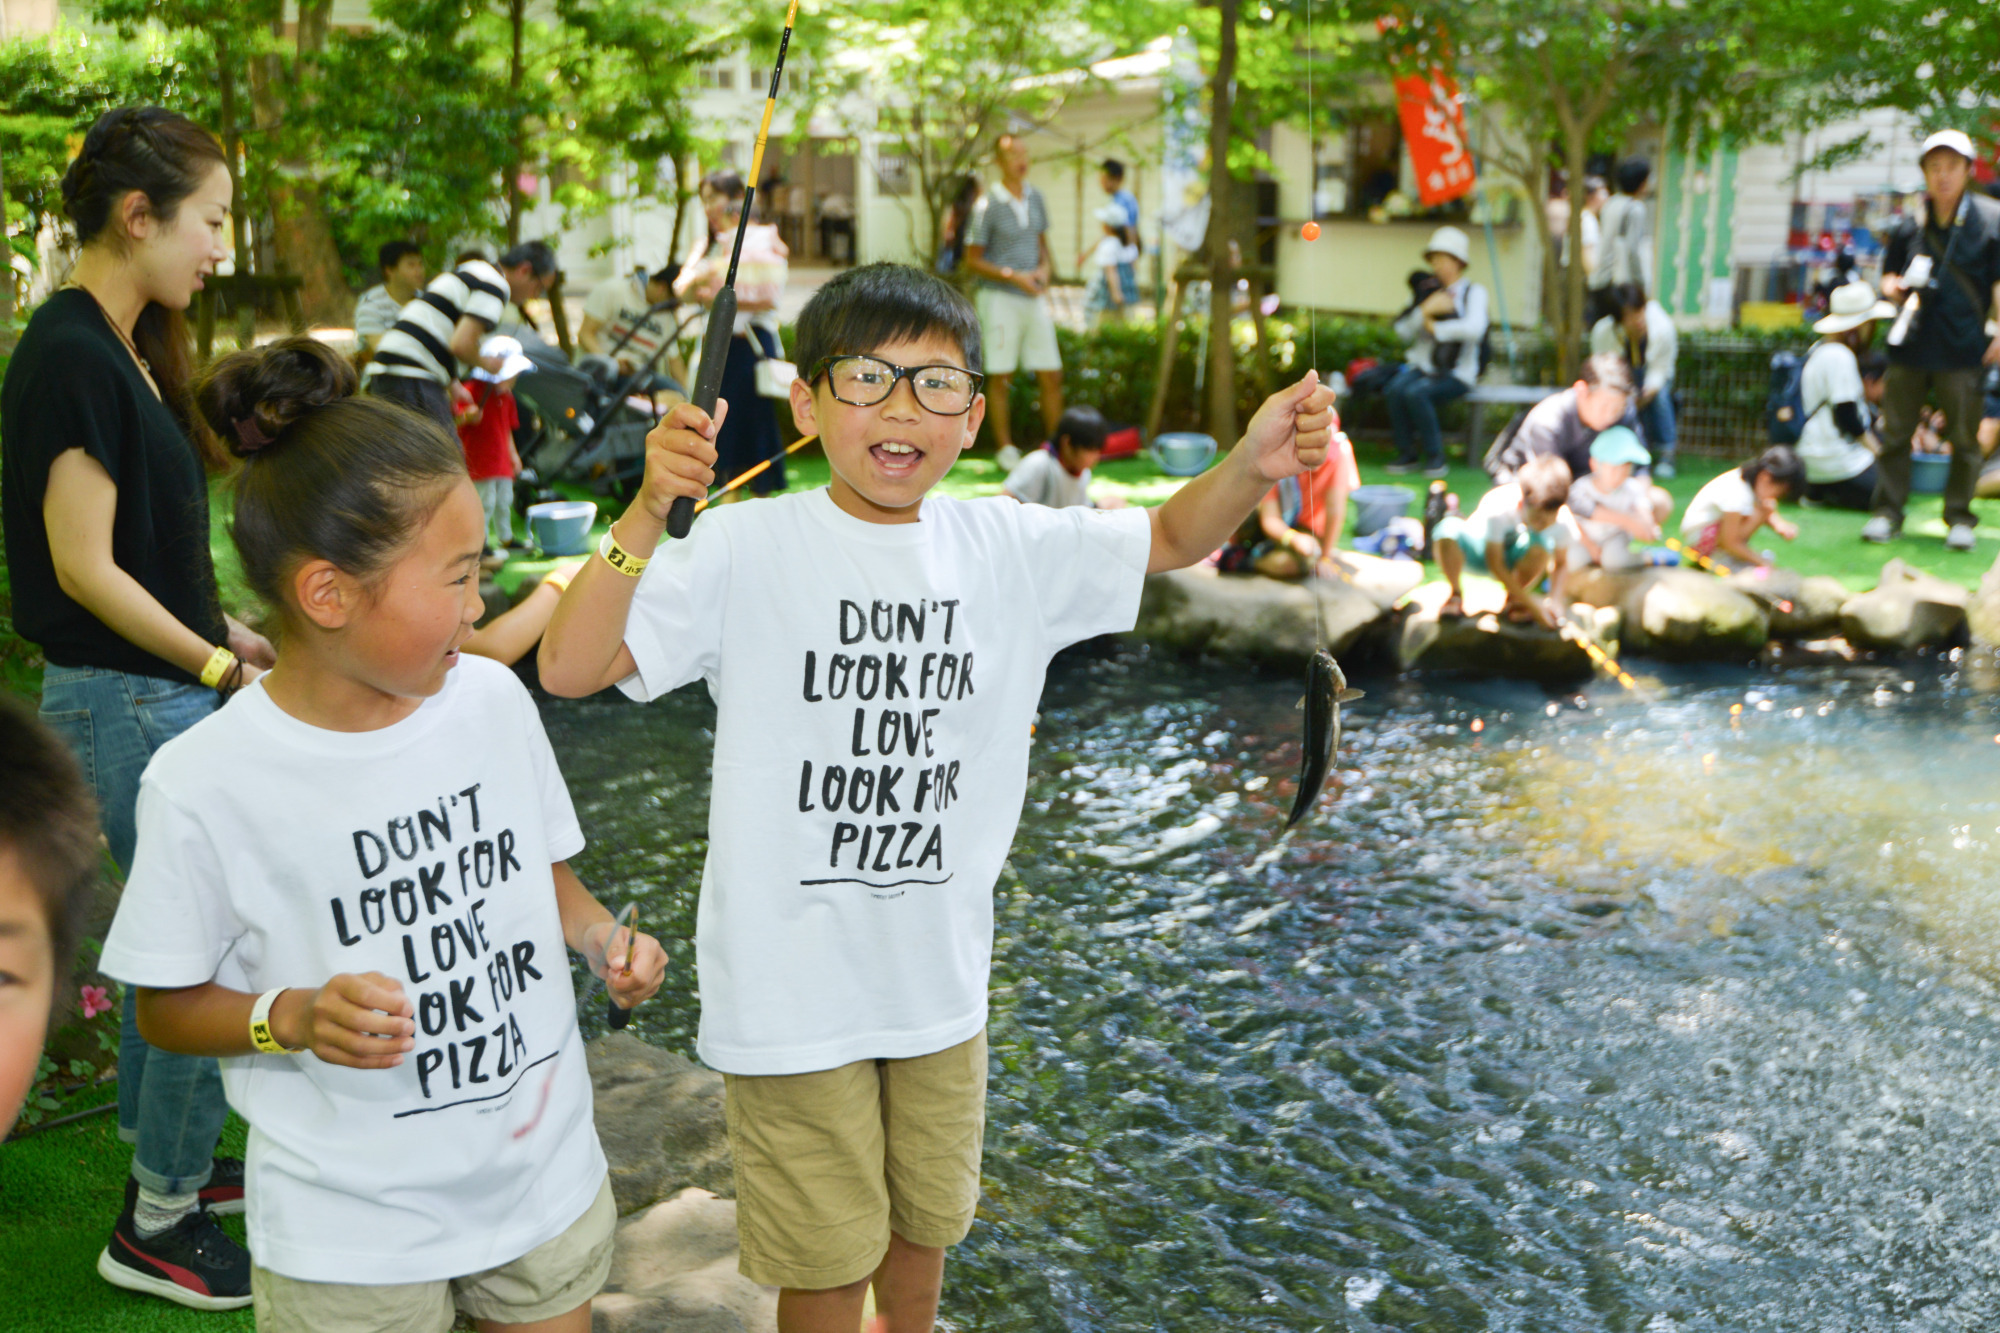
[
  {"x1": 582, "y1": 919, "x2": 669, "y2": 1013},
  {"x1": 637, "y1": 399, "x2": 725, "y2": 528},
  {"x1": 1240, "y1": 372, "x2": 1337, "y2": 481},
  {"x1": 274, "y1": 972, "x2": 416, "y2": 1070}
]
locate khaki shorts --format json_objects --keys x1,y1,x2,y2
[
  {"x1": 251, "y1": 1176, "x2": 616, "y2": 1333},
  {"x1": 975, "y1": 288, "x2": 1062, "y2": 376},
  {"x1": 724, "y1": 1030, "x2": 988, "y2": 1290}
]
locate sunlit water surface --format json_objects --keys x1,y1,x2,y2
[{"x1": 547, "y1": 645, "x2": 2000, "y2": 1332}]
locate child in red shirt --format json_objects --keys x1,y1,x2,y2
[{"x1": 461, "y1": 335, "x2": 533, "y2": 563}]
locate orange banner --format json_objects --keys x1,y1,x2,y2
[{"x1": 1393, "y1": 68, "x2": 1475, "y2": 206}]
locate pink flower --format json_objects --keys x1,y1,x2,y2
[{"x1": 80, "y1": 985, "x2": 112, "y2": 1020}]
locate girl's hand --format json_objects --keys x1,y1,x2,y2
[
  {"x1": 225, "y1": 616, "x2": 277, "y2": 670},
  {"x1": 1773, "y1": 517, "x2": 1798, "y2": 541},
  {"x1": 274, "y1": 973, "x2": 415, "y2": 1069},
  {"x1": 1241, "y1": 372, "x2": 1336, "y2": 481},
  {"x1": 638, "y1": 400, "x2": 724, "y2": 525}
]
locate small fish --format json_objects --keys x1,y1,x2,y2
[{"x1": 1288, "y1": 649, "x2": 1364, "y2": 829}]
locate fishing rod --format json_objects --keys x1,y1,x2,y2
[
  {"x1": 695, "y1": 434, "x2": 817, "y2": 513},
  {"x1": 1660, "y1": 535, "x2": 1793, "y2": 614},
  {"x1": 666, "y1": 0, "x2": 803, "y2": 541},
  {"x1": 1554, "y1": 608, "x2": 1643, "y2": 694}
]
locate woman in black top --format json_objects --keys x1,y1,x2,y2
[{"x1": 0, "y1": 106, "x2": 268, "y2": 1310}]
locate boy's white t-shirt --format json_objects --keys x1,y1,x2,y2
[
  {"x1": 618, "y1": 487, "x2": 1152, "y2": 1075},
  {"x1": 1003, "y1": 447, "x2": 1094, "y2": 509},
  {"x1": 1090, "y1": 234, "x2": 1126, "y2": 270},
  {"x1": 1564, "y1": 471, "x2": 1655, "y2": 563},
  {"x1": 99, "y1": 656, "x2": 604, "y2": 1285},
  {"x1": 1682, "y1": 469, "x2": 1758, "y2": 535}
]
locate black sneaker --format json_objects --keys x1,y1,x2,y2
[
  {"x1": 98, "y1": 1178, "x2": 252, "y2": 1310},
  {"x1": 1384, "y1": 460, "x2": 1423, "y2": 475},
  {"x1": 199, "y1": 1156, "x2": 245, "y2": 1217}
]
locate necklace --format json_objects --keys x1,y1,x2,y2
[{"x1": 61, "y1": 279, "x2": 162, "y2": 400}]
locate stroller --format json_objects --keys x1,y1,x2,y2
[{"x1": 513, "y1": 298, "x2": 695, "y2": 504}]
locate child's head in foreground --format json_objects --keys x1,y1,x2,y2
[
  {"x1": 789, "y1": 263, "x2": 987, "y2": 520},
  {"x1": 1055, "y1": 405, "x2": 1108, "y2": 476},
  {"x1": 1516, "y1": 454, "x2": 1572, "y2": 530},
  {"x1": 0, "y1": 695, "x2": 100, "y2": 1132},
  {"x1": 199, "y1": 338, "x2": 485, "y2": 702},
  {"x1": 1586, "y1": 424, "x2": 1651, "y2": 492}
]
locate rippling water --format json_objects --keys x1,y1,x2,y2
[{"x1": 545, "y1": 645, "x2": 2000, "y2": 1332}]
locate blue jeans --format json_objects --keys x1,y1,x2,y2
[
  {"x1": 1384, "y1": 365, "x2": 1471, "y2": 468},
  {"x1": 1636, "y1": 380, "x2": 1677, "y2": 464},
  {"x1": 39, "y1": 665, "x2": 226, "y2": 1194}
]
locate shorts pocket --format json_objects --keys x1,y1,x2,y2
[{"x1": 37, "y1": 707, "x2": 96, "y2": 795}]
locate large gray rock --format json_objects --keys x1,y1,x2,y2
[
  {"x1": 589, "y1": 1033, "x2": 733, "y2": 1216},
  {"x1": 1395, "y1": 583, "x2": 1592, "y2": 679},
  {"x1": 1839, "y1": 558, "x2": 1969, "y2": 651},
  {"x1": 1969, "y1": 551, "x2": 2000, "y2": 647},
  {"x1": 592, "y1": 1190, "x2": 777, "y2": 1333},
  {"x1": 1725, "y1": 567, "x2": 1850, "y2": 638},
  {"x1": 1617, "y1": 568, "x2": 1770, "y2": 658},
  {"x1": 1135, "y1": 555, "x2": 1419, "y2": 664}
]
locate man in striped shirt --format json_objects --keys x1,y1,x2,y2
[
  {"x1": 364, "y1": 241, "x2": 558, "y2": 428},
  {"x1": 963, "y1": 135, "x2": 1064, "y2": 469}
]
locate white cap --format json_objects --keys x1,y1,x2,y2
[
  {"x1": 1920, "y1": 129, "x2": 1978, "y2": 164},
  {"x1": 470, "y1": 334, "x2": 535, "y2": 383},
  {"x1": 1095, "y1": 201, "x2": 1128, "y2": 227},
  {"x1": 1423, "y1": 225, "x2": 1471, "y2": 265}
]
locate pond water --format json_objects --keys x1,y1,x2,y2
[{"x1": 545, "y1": 646, "x2": 2000, "y2": 1333}]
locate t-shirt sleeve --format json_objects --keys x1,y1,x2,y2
[
  {"x1": 584, "y1": 279, "x2": 623, "y2": 323},
  {"x1": 1010, "y1": 502, "x2": 1152, "y2": 651},
  {"x1": 1881, "y1": 221, "x2": 1912, "y2": 278},
  {"x1": 13, "y1": 330, "x2": 132, "y2": 486},
  {"x1": 616, "y1": 520, "x2": 732, "y2": 702},
  {"x1": 100, "y1": 780, "x2": 244, "y2": 989},
  {"x1": 966, "y1": 197, "x2": 996, "y2": 250},
  {"x1": 1001, "y1": 451, "x2": 1054, "y2": 505},
  {"x1": 502, "y1": 668, "x2": 585, "y2": 862},
  {"x1": 1566, "y1": 477, "x2": 1598, "y2": 517},
  {"x1": 455, "y1": 261, "x2": 509, "y2": 329}
]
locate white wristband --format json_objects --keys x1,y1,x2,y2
[{"x1": 249, "y1": 988, "x2": 298, "y2": 1054}]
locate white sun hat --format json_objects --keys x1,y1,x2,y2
[
  {"x1": 1423, "y1": 225, "x2": 1471, "y2": 265},
  {"x1": 1813, "y1": 281, "x2": 1897, "y2": 334},
  {"x1": 470, "y1": 334, "x2": 536, "y2": 383}
]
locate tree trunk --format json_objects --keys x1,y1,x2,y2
[
  {"x1": 506, "y1": 0, "x2": 526, "y2": 246},
  {"x1": 1204, "y1": 0, "x2": 1239, "y2": 442},
  {"x1": 1558, "y1": 121, "x2": 1591, "y2": 384},
  {"x1": 0, "y1": 136, "x2": 11, "y2": 325},
  {"x1": 216, "y1": 40, "x2": 257, "y2": 350},
  {"x1": 250, "y1": 3, "x2": 351, "y2": 328}
]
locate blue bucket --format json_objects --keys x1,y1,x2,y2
[
  {"x1": 1150, "y1": 432, "x2": 1218, "y2": 477},
  {"x1": 1350, "y1": 484, "x2": 1414, "y2": 537},
  {"x1": 527, "y1": 500, "x2": 598, "y2": 556},
  {"x1": 1911, "y1": 452, "x2": 1949, "y2": 495}
]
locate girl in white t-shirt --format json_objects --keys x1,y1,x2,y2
[
  {"x1": 1681, "y1": 446, "x2": 1806, "y2": 568},
  {"x1": 99, "y1": 338, "x2": 666, "y2": 1333}
]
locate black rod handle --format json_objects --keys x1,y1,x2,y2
[
  {"x1": 666, "y1": 286, "x2": 738, "y2": 540},
  {"x1": 607, "y1": 999, "x2": 633, "y2": 1030}
]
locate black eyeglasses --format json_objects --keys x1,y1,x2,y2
[{"x1": 810, "y1": 355, "x2": 985, "y2": 416}]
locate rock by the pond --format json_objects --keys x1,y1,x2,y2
[
  {"x1": 1616, "y1": 568, "x2": 1769, "y2": 658},
  {"x1": 1969, "y1": 550, "x2": 2000, "y2": 647},
  {"x1": 1136, "y1": 555, "x2": 1420, "y2": 664},
  {"x1": 1726, "y1": 567, "x2": 1849, "y2": 638},
  {"x1": 592, "y1": 1189, "x2": 776, "y2": 1333},
  {"x1": 589, "y1": 1032, "x2": 732, "y2": 1217},
  {"x1": 1839, "y1": 558, "x2": 1969, "y2": 651},
  {"x1": 1396, "y1": 582, "x2": 1592, "y2": 679}
]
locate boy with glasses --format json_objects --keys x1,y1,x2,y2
[{"x1": 539, "y1": 262, "x2": 1336, "y2": 1333}]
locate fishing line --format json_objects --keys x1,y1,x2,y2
[
  {"x1": 1661, "y1": 535, "x2": 1793, "y2": 613},
  {"x1": 1302, "y1": 0, "x2": 1324, "y2": 652}
]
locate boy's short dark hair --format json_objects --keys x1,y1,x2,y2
[
  {"x1": 454, "y1": 248, "x2": 490, "y2": 267},
  {"x1": 702, "y1": 170, "x2": 746, "y2": 201},
  {"x1": 1055, "y1": 405, "x2": 1108, "y2": 453},
  {"x1": 794, "y1": 262, "x2": 984, "y2": 377},
  {"x1": 649, "y1": 262, "x2": 681, "y2": 291},
  {"x1": 1578, "y1": 351, "x2": 1634, "y2": 396},
  {"x1": 1517, "y1": 453, "x2": 1572, "y2": 510},
  {"x1": 1743, "y1": 445, "x2": 1806, "y2": 496},
  {"x1": 1610, "y1": 282, "x2": 1649, "y2": 316},
  {"x1": 1615, "y1": 157, "x2": 1652, "y2": 195},
  {"x1": 498, "y1": 239, "x2": 558, "y2": 278},
  {"x1": 0, "y1": 695, "x2": 99, "y2": 988},
  {"x1": 1100, "y1": 158, "x2": 1125, "y2": 181},
  {"x1": 376, "y1": 239, "x2": 421, "y2": 275}
]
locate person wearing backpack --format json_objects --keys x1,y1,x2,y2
[
  {"x1": 1385, "y1": 226, "x2": 1489, "y2": 479},
  {"x1": 1864, "y1": 130, "x2": 2000, "y2": 549},
  {"x1": 1793, "y1": 282, "x2": 1897, "y2": 509},
  {"x1": 1589, "y1": 283, "x2": 1680, "y2": 476}
]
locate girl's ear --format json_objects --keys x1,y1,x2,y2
[{"x1": 292, "y1": 558, "x2": 356, "y2": 631}]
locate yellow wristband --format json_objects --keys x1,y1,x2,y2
[
  {"x1": 598, "y1": 529, "x2": 651, "y2": 577},
  {"x1": 248, "y1": 988, "x2": 298, "y2": 1054},
  {"x1": 198, "y1": 645, "x2": 237, "y2": 690}
]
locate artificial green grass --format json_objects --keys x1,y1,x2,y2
[
  {"x1": 0, "y1": 1100, "x2": 253, "y2": 1332},
  {"x1": 491, "y1": 438, "x2": 2000, "y2": 601}
]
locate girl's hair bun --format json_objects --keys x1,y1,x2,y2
[{"x1": 195, "y1": 336, "x2": 358, "y2": 458}]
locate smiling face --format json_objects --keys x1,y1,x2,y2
[
  {"x1": 127, "y1": 161, "x2": 232, "y2": 312},
  {"x1": 0, "y1": 845, "x2": 55, "y2": 1135},
  {"x1": 1576, "y1": 382, "x2": 1630, "y2": 432},
  {"x1": 790, "y1": 333, "x2": 986, "y2": 523},
  {"x1": 1590, "y1": 458, "x2": 1632, "y2": 492}
]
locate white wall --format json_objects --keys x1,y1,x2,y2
[{"x1": 1730, "y1": 106, "x2": 1927, "y2": 267}]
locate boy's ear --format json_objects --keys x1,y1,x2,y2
[
  {"x1": 789, "y1": 375, "x2": 820, "y2": 438},
  {"x1": 960, "y1": 393, "x2": 986, "y2": 452}
]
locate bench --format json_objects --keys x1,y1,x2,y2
[{"x1": 1462, "y1": 383, "x2": 1557, "y2": 462}]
